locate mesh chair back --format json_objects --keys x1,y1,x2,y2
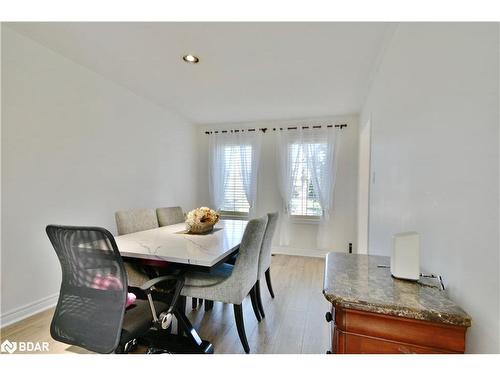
[{"x1": 46, "y1": 225, "x2": 127, "y2": 353}]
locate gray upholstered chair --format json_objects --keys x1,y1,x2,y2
[
  {"x1": 115, "y1": 208, "x2": 159, "y2": 235},
  {"x1": 180, "y1": 216, "x2": 268, "y2": 353},
  {"x1": 254, "y1": 212, "x2": 279, "y2": 318},
  {"x1": 156, "y1": 206, "x2": 204, "y2": 308},
  {"x1": 115, "y1": 208, "x2": 159, "y2": 287},
  {"x1": 156, "y1": 206, "x2": 185, "y2": 227}
]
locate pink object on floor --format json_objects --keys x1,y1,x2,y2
[
  {"x1": 91, "y1": 274, "x2": 136, "y2": 307},
  {"x1": 91, "y1": 274, "x2": 123, "y2": 290},
  {"x1": 126, "y1": 292, "x2": 137, "y2": 308}
]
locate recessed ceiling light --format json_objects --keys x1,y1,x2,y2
[{"x1": 183, "y1": 54, "x2": 199, "y2": 64}]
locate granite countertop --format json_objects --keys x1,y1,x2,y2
[{"x1": 322, "y1": 253, "x2": 471, "y2": 327}]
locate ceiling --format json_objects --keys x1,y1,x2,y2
[{"x1": 7, "y1": 22, "x2": 390, "y2": 124}]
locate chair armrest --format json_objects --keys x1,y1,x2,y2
[
  {"x1": 140, "y1": 274, "x2": 185, "y2": 328},
  {"x1": 140, "y1": 275, "x2": 184, "y2": 293}
]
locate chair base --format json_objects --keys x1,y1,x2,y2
[{"x1": 141, "y1": 329, "x2": 214, "y2": 354}]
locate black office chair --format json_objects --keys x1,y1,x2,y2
[{"x1": 46, "y1": 225, "x2": 185, "y2": 354}]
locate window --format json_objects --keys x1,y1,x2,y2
[
  {"x1": 289, "y1": 143, "x2": 324, "y2": 217},
  {"x1": 220, "y1": 144, "x2": 252, "y2": 215}
]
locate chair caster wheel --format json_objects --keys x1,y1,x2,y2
[
  {"x1": 146, "y1": 346, "x2": 173, "y2": 354},
  {"x1": 123, "y1": 339, "x2": 138, "y2": 353},
  {"x1": 159, "y1": 312, "x2": 173, "y2": 330}
]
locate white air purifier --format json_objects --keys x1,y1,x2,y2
[{"x1": 391, "y1": 232, "x2": 420, "y2": 281}]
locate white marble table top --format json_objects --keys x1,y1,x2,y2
[{"x1": 114, "y1": 219, "x2": 248, "y2": 267}]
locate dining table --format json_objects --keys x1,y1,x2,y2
[
  {"x1": 114, "y1": 218, "x2": 248, "y2": 353},
  {"x1": 115, "y1": 219, "x2": 248, "y2": 268}
]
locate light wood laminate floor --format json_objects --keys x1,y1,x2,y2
[{"x1": 0, "y1": 255, "x2": 330, "y2": 354}]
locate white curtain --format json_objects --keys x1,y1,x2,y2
[
  {"x1": 238, "y1": 131, "x2": 262, "y2": 218},
  {"x1": 275, "y1": 130, "x2": 301, "y2": 245},
  {"x1": 208, "y1": 131, "x2": 262, "y2": 217},
  {"x1": 275, "y1": 127, "x2": 339, "y2": 248},
  {"x1": 208, "y1": 132, "x2": 230, "y2": 211},
  {"x1": 307, "y1": 128, "x2": 339, "y2": 249}
]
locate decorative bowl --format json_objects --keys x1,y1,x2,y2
[
  {"x1": 186, "y1": 222, "x2": 215, "y2": 234},
  {"x1": 185, "y1": 207, "x2": 220, "y2": 234}
]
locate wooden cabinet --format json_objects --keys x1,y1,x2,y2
[
  {"x1": 323, "y1": 254, "x2": 471, "y2": 354},
  {"x1": 329, "y1": 307, "x2": 467, "y2": 354}
]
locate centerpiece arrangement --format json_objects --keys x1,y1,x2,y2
[{"x1": 185, "y1": 207, "x2": 220, "y2": 234}]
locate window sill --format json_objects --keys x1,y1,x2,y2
[
  {"x1": 290, "y1": 215, "x2": 321, "y2": 225},
  {"x1": 220, "y1": 212, "x2": 249, "y2": 220}
]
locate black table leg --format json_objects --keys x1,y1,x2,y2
[
  {"x1": 143, "y1": 307, "x2": 214, "y2": 354},
  {"x1": 174, "y1": 307, "x2": 203, "y2": 346},
  {"x1": 177, "y1": 295, "x2": 186, "y2": 336}
]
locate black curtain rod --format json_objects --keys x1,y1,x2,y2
[{"x1": 205, "y1": 124, "x2": 347, "y2": 135}]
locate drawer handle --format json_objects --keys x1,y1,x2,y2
[{"x1": 325, "y1": 312, "x2": 333, "y2": 322}]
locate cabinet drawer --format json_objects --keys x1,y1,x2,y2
[
  {"x1": 344, "y1": 332, "x2": 450, "y2": 354},
  {"x1": 330, "y1": 307, "x2": 466, "y2": 354}
]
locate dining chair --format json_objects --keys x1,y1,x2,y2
[
  {"x1": 156, "y1": 206, "x2": 202, "y2": 309},
  {"x1": 45, "y1": 225, "x2": 178, "y2": 354},
  {"x1": 115, "y1": 208, "x2": 159, "y2": 235},
  {"x1": 115, "y1": 208, "x2": 160, "y2": 287},
  {"x1": 180, "y1": 216, "x2": 268, "y2": 353},
  {"x1": 254, "y1": 212, "x2": 279, "y2": 318},
  {"x1": 156, "y1": 206, "x2": 185, "y2": 226},
  {"x1": 225, "y1": 212, "x2": 279, "y2": 318}
]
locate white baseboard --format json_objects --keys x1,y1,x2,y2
[
  {"x1": 272, "y1": 246, "x2": 328, "y2": 258},
  {"x1": 0, "y1": 293, "x2": 58, "y2": 329}
]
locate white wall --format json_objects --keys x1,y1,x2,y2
[
  {"x1": 360, "y1": 23, "x2": 499, "y2": 353},
  {"x1": 0, "y1": 26, "x2": 198, "y2": 325},
  {"x1": 196, "y1": 116, "x2": 359, "y2": 256}
]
